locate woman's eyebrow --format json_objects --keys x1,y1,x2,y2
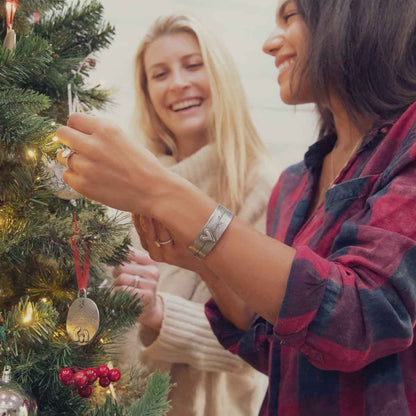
[
  {"x1": 181, "y1": 53, "x2": 202, "y2": 60},
  {"x1": 277, "y1": 0, "x2": 293, "y2": 20}
]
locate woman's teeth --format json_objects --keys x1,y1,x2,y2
[
  {"x1": 278, "y1": 58, "x2": 295, "y2": 74},
  {"x1": 171, "y1": 98, "x2": 202, "y2": 112}
]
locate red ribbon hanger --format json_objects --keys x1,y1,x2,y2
[{"x1": 70, "y1": 214, "x2": 91, "y2": 292}]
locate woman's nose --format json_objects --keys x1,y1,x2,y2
[
  {"x1": 262, "y1": 28, "x2": 284, "y2": 56},
  {"x1": 170, "y1": 69, "x2": 190, "y2": 90}
]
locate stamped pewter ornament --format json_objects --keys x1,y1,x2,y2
[
  {"x1": 67, "y1": 214, "x2": 99, "y2": 345},
  {"x1": 66, "y1": 290, "x2": 99, "y2": 345}
]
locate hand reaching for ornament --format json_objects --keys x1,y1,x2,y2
[
  {"x1": 56, "y1": 112, "x2": 175, "y2": 215},
  {"x1": 112, "y1": 248, "x2": 164, "y2": 331}
]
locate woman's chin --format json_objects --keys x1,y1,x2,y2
[
  {"x1": 280, "y1": 90, "x2": 311, "y2": 106},
  {"x1": 280, "y1": 93, "x2": 298, "y2": 106},
  {"x1": 171, "y1": 121, "x2": 208, "y2": 139}
]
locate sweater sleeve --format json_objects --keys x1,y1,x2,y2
[{"x1": 140, "y1": 292, "x2": 252, "y2": 373}]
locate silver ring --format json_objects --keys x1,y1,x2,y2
[
  {"x1": 61, "y1": 148, "x2": 76, "y2": 169},
  {"x1": 155, "y1": 238, "x2": 173, "y2": 248}
]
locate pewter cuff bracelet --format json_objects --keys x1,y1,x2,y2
[{"x1": 187, "y1": 204, "x2": 234, "y2": 260}]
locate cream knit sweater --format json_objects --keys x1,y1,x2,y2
[{"x1": 121, "y1": 145, "x2": 276, "y2": 416}]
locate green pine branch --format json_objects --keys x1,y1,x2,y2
[
  {"x1": 33, "y1": 1, "x2": 115, "y2": 58},
  {"x1": 2, "y1": 299, "x2": 58, "y2": 354},
  {"x1": 87, "y1": 372, "x2": 172, "y2": 416},
  {"x1": 0, "y1": 35, "x2": 53, "y2": 87},
  {"x1": 93, "y1": 289, "x2": 143, "y2": 337},
  {"x1": 0, "y1": 1, "x2": 173, "y2": 414},
  {"x1": 128, "y1": 372, "x2": 172, "y2": 416},
  {"x1": 89, "y1": 396, "x2": 127, "y2": 416}
]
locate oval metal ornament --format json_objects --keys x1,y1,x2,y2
[{"x1": 66, "y1": 296, "x2": 99, "y2": 345}]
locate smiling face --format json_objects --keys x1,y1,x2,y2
[
  {"x1": 263, "y1": 0, "x2": 312, "y2": 105},
  {"x1": 144, "y1": 32, "x2": 212, "y2": 145}
]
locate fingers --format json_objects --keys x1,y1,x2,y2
[
  {"x1": 141, "y1": 218, "x2": 159, "y2": 260},
  {"x1": 113, "y1": 263, "x2": 159, "y2": 282},
  {"x1": 133, "y1": 214, "x2": 149, "y2": 252},
  {"x1": 127, "y1": 247, "x2": 157, "y2": 266},
  {"x1": 57, "y1": 148, "x2": 73, "y2": 169},
  {"x1": 57, "y1": 148, "x2": 91, "y2": 172},
  {"x1": 132, "y1": 214, "x2": 141, "y2": 234},
  {"x1": 153, "y1": 219, "x2": 173, "y2": 245},
  {"x1": 67, "y1": 112, "x2": 101, "y2": 135},
  {"x1": 142, "y1": 217, "x2": 173, "y2": 247},
  {"x1": 114, "y1": 273, "x2": 157, "y2": 291},
  {"x1": 112, "y1": 285, "x2": 153, "y2": 304},
  {"x1": 61, "y1": 168, "x2": 83, "y2": 191},
  {"x1": 132, "y1": 215, "x2": 174, "y2": 262},
  {"x1": 56, "y1": 125, "x2": 92, "y2": 154}
]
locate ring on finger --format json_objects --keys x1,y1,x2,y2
[
  {"x1": 61, "y1": 148, "x2": 77, "y2": 169},
  {"x1": 132, "y1": 276, "x2": 141, "y2": 289},
  {"x1": 155, "y1": 237, "x2": 173, "y2": 248}
]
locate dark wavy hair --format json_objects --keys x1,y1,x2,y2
[{"x1": 295, "y1": 0, "x2": 416, "y2": 135}]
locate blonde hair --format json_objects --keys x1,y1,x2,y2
[{"x1": 133, "y1": 14, "x2": 268, "y2": 212}]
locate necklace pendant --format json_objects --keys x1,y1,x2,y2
[{"x1": 66, "y1": 290, "x2": 100, "y2": 345}]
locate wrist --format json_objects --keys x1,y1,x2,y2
[
  {"x1": 152, "y1": 172, "x2": 217, "y2": 244},
  {"x1": 138, "y1": 295, "x2": 164, "y2": 331}
]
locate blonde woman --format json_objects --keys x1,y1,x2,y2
[{"x1": 111, "y1": 15, "x2": 275, "y2": 416}]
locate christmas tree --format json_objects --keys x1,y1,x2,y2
[{"x1": 0, "y1": 0, "x2": 171, "y2": 414}]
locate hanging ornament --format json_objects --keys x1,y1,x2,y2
[
  {"x1": 43, "y1": 157, "x2": 82, "y2": 200},
  {"x1": 3, "y1": 0, "x2": 18, "y2": 51},
  {"x1": 66, "y1": 215, "x2": 99, "y2": 345},
  {"x1": 0, "y1": 363, "x2": 38, "y2": 415},
  {"x1": 44, "y1": 82, "x2": 83, "y2": 200}
]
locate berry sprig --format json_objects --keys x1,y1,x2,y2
[{"x1": 58, "y1": 365, "x2": 121, "y2": 398}]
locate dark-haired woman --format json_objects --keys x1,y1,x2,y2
[{"x1": 57, "y1": 0, "x2": 416, "y2": 414}]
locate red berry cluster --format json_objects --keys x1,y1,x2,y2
[{"x1": 58, "y1": 365, "x2": 121, "y2": 398}]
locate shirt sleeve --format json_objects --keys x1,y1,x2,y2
[
  {"x1": 276, "y1": 155, "x2": 416, "y2": 372},
  {"x1": 205, "y1": 298, "x2": 274, "y2": 375}
]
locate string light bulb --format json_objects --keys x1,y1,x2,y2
[
  {"x1": 3, "y1": 1, "x2": 18, "y2": 51},
  {"x1": 22, "y1": 303, "x2": 33, "y2": 324},
  {"x1": 27, "y1": 150, "x2": 35, "y2": 158},
  {"x1": 5, "y1": 0, "x2": 18, "y2": 29}
]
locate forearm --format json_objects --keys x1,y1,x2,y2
[
  {"x1": 204, "y1": 219, "x2": 294, "y2": 323},
  {"x1": 198, "y1": 268, "x2": 256, "y2": 331},
  {"x1": 153, "y1": 175, "x2": 295, "y2": 323}
]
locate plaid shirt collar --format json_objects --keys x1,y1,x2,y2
[{"x1": 304, "y1": 117, "x2": 398, "y2": 174}]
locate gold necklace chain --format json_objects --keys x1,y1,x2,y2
[
  {"x1": 314, "y1": 138, "x2": 362, "y2": 210},
  {"x1": 329, "y1": 138, "x2": 362, "y2": 190}
]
